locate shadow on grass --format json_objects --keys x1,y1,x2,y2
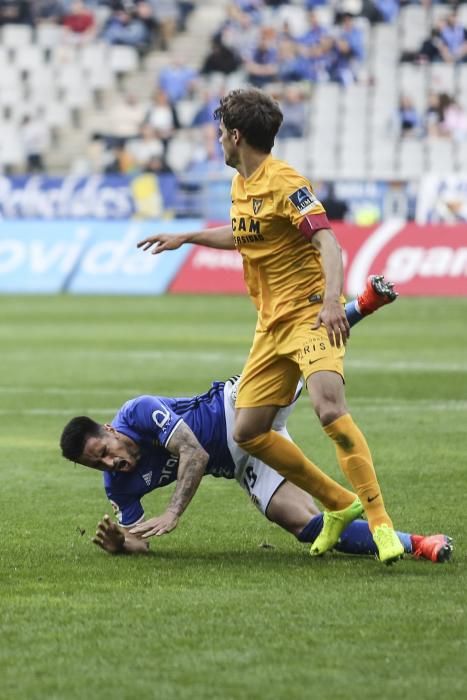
[{"x1": 111, "y1": 547, "x2": 456, "y2": 580}]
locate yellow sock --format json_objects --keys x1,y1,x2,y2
[
  {"x1": 324, "y1": 413, "x2": 393, "y2": 532},
  {"x1": 238, "y1": 431, "x2": 355, "y2": 511}
]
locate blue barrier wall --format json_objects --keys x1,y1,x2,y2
[{"x1": 0, "y1": 219, "x2": 200, "y2": 294}]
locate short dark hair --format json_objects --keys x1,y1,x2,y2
[
  {"x1": 60, "y1": 416, "x2": 103, "y2": 463},
  {"x1": 214, "y1": 88, "x2": 283, "y2": 153}
]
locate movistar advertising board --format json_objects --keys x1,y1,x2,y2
[{"x1": 0, "y1": 220, "x2": 198, "y2": 294}]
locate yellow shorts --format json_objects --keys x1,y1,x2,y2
[{"x1": 236, "y1": 312, "x2": 345, "y2": 408}]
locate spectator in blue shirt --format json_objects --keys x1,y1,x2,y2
[
  {"x1": 297, "y1": 9, "x2": 328, "y2": 48},
  {"x1": 337, "y1": 13, "x2": 365, "y2": 62},
  {"x1": 277, "y1": 39, "x2": 310, "y2": 83},
  {"x1": 100, "y1": 6, "x2": 151, "y2": 52},
  {"x1": 327, "y1": 12, "x2": 364, "y2": 84},
  {"x1": 158, "y1": 57, "x2": 198, "y2": 103},
  {"x1": 439, "y1": 11, "x2": 467, "y2": 63},
  {"x1": 374, "y1": 0, "x2": 399, "y2": 23},
  {"x1": 245, "y1": 26, "x2": 279, "y2": 87},
  {"x1": 397, "y1": 95, "x2": 422, "y2": 138},
  {"x1": 276, "y1": 85, "x2": 306, "y2": 139}
]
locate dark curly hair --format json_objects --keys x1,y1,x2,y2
[
  {"x1": 60, "y1": 416, "x2": 103, "y2": 463},
  {"x1": 214, "y1": 88, "x2": 283, "y2": 153}
]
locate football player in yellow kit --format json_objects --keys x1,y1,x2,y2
[{"x1": 137, "y1": 88, "x2": 404, "y2": 565}]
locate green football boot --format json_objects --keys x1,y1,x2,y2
[
  {"x1": 310, "y1": 497, "x2": 364, "y2": 557},
  {"x1": 373, "y1": 524, "x2": 405, "y2": 565}
]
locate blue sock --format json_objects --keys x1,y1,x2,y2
[
  {"x1": 336, "y1": 521, "x2": 413, "y2": 555},
  {"x1": 296, "y1": 514, "x2": 323, "y2": 543},
  {"x1": 397, "y1": 531, "x2": 413, "y2": 554},
  {"x1": 345, "y1": 300, "x2": 363, "y2": 328},
  {"x1": 297, "y1": 516, "x2": 413, "y2": 555}
]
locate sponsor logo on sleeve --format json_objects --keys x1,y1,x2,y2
[
  {"x1": 151, "y1": 407, "x2": 170, "y2": 430},
  {"x1": 288, "y1": 187, "x2": 318, "y2": 215}
]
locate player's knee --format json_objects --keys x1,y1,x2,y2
[
  {"x1": 233, "y1": 414, "x2": 273, "y2": 445},
  {"x1": 318, "y1": 405, "x2": 346, "y2": 427},
  {"x1": 233, "y1": 425, "x2": 261, "y2": 445}
]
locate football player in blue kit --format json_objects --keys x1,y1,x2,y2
[
  {"x1": 59, "y1": 278, "x2": 452, "y2": 564},
  {"x1": 60, "y1": 375, "x2": 451, "y2": 563}
]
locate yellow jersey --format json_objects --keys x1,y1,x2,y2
[{"x1": 231, "y1": 154, "x2": 338, "y2": 330}]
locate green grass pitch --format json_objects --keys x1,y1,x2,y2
[{"x1": 1, "y1": 294, "x2": 466, "y2": 700}]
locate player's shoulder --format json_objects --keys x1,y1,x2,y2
[
  {"x1": 116, "y1": 395, "x2": 164, "y2": 425},
  {"x1": 121, "y1": 395, "x2": 159, "y2": 410},
  {"x1": 118, "y1": 396, "x2": 141, "y2": 417},
  {"x1": 268, "y1": 156, "x2": 310, "y2": 191}
]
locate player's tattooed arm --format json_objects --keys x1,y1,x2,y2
[
  {"x1": 130, "y1": 422, "x2": 209, "y2": 539},
  {"x1": 165, "y1": 422, "x2": 209, "y2": 517}
]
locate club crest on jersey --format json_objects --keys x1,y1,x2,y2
[
  {"x1": 252, "y1": 198, "x2": 263, "y2": 215},
  {"x1": 288, "y1": 187, "x2": 317, "y2": 214},
  {"x1": 152, "y1": 408, "x2": 170, "y2": 429}
]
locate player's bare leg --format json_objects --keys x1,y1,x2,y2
[
  {"x1": 307, "y1": 370, "x2": 404, "y2": 564},
  {"x1": 265, "y1": 480, "x2": 320, "y2": 535}
]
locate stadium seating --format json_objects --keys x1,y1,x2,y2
[{"x1": 1, "y1": 1, "x2": 467, "y2": 180}]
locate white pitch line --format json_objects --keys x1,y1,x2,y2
[
  {"x1": 346, "y1": 359, "x2": 467, "y2": 372},
  {"x1": 0, "y1": 387, "x2": 143, "y2": 396},
  {"x1": 0, "y1": 408, "x2": 117, "y2": 416},
  {"x1": 0, "y1": 356, "x2": 466, "y2": 386},
  {"x1": 0, "y1": 349, "x2": 247, "y2": 363},
  {"x1": 1, "y1": 400, "x2": 466, "y2": 417}
]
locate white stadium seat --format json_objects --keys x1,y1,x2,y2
[
  {"x1": 426, "y1": 139, "x2": 455, "y2": 174},
  {"x1": 400, "y1": 5, "x2": 430, "y2": 53},
  {"x1": 430, "y1": 64, "x2": 456, "y2": 95},
  {"x1": 109, "y1": 45, "x2": 139, "y2": 74},
  {"x1": 166, "y1": 134, "x2": 196, "y2": 173},
  {"x1": 42, "y1": 101, "x2": 72, "y2": 129},
  {"x1": 0, "y1": 124, "x2": 24, "y2": 169},
  {"x1": 399, "y1": 64, "x2": 428, "y2": 112},
  {"x1": 14, "y1": 45, "x2": 46, "y2": 74},
  {"x1": 397, "y1": 139, "x2": 426, "y2": 179},
  {"x1": 0, "y1": 23, "x2": 33, "y2": 53},
  {"x1": 35, "y1": 23, "x2": 64, "y2": 51}
]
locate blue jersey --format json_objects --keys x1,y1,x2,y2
[{"x1": 104, "y1": 381, "x2": 235, "y2": 526}]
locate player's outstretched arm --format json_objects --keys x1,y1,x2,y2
[
  {"x1": 130, "y1": 423, "x2": 209, "y2": 539},
  {"x1": 137, "y1": 225, "x2": 235, "y2": 254},
  {"x1": 93, "y1": 514, "x2": 149, "y2": 555}
]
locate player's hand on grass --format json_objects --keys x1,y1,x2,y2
[
  {"x1": 130, "y1": 510, "x2": 179, "y2": 538},
  {"x1": 313, "y1": 299, "x2": 350, "y2": 348},
  {"x1": 137, "y1": 233, "x2": 185, "y2": 254},
  {"x1": 93, "y1": 514, "x2": 125, "y2": 554}
]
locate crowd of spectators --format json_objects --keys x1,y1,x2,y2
[
  {"x1": 0, "y1": 1, "x2": 194, "y2": 52},
  {"x1": 80, "y1": 0, "x2": 467, "y2": 179},
  {"x1": 396, "y1": 89, "x2": 467, "y2": 140},
  {"x1": 3, "y1": 0, "x2": 467, "y2": 178},
  {"x1": 200, "y1": 3, "x2": 368, "y2": 88},
  {"x1": 401, "y1": 9, "x2": 467, "y2": 64},
  {"x1": 86, "y1": 77, "x2": 313, "y2": 177}
]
